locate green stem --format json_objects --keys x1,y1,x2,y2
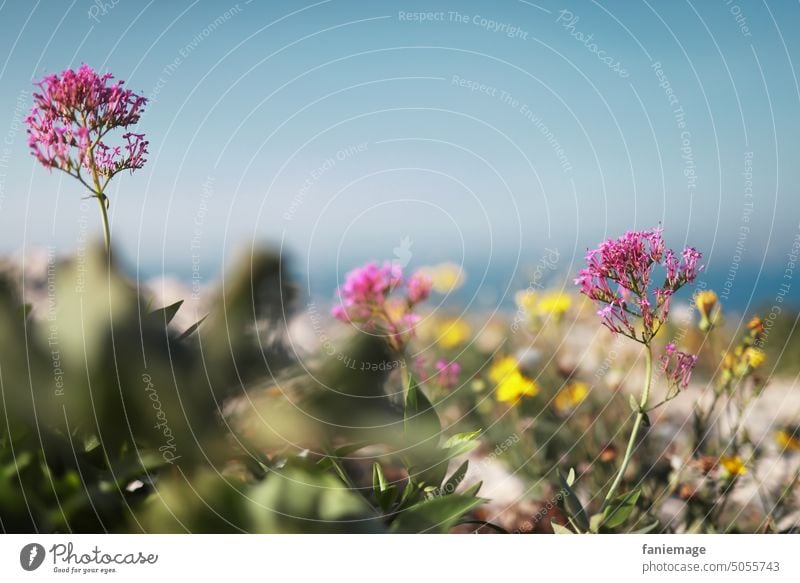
[
  {"x1": 80, "y1": 112, "x2": 112, "y2": 256},
  {"x1": 603, "y1": 343, "x2": 653, "y2": 508},
  {"x1": 95, "y1": 192, "x2": 111, "y2": 253}
]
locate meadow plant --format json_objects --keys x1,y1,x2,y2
[
  {"x1": 575, "y1": 227, "x2": 701, "y2": 511},
  {"x1": 25, "y1": 65, "x2": 148, "y2": 251}
]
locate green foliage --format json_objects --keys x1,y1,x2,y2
[{"x1": 0, "y1": 246, "x2": 483, "y2": 533}]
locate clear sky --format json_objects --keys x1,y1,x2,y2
[{"x1": 0, "y1": 0, "x2": 798, "y2": 308}]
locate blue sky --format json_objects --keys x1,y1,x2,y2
[{"x1": 0, "y1": 0, "x2": 798, "y2": 307}]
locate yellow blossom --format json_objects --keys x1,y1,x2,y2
[
  {"x1": 488, "y1": 356, "x2": 520, "y2": 384},
  {"x1": 420, "y1": 263, "x2": 464, "y2": 294},
  {"x1": 694, "y1": 289, "x2": 720, "y2": 331},
  {"x1": 776, "y1": 429, "x2": 800, "y2": 452},
  {"x1": 496, "y1": 372, "x2": 539, "y2": 404},
  {"x1": 436, "y1": 318, "x2": 471, "y2": 349},
  {"x1": 536, "y1": 292, "x2": 571, "y2": 319},
  {"x1": 489, "y1": 356, "x2": 538, "y2": 404},
  {"x1": 743, "y1": 347, "x2": 766, "y2": 369},
  {"x1": 554, "y1": 381, "x2": 589, "y2": 413},
  {"x1": 719, "y1": 455, "x2": 747, "y2": 477}
]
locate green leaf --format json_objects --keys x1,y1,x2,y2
[
  {"x1": 177, "y1": 313, "x2": 207, "y2": 341},
  {"x1": 551, "y1": 521, "x2": 574, "y2": 534},
  {"x1": 629, "y1": 519, "x2": 660, "y2": 534},
  {"x1": 603, "y1": 489, "x2": 641, "y2": 529},
  {"x1": 461, "y1": 480, "x2": 482, "y2": 497},
  {"x1": 443, "y1": 430, "x2": 482, "y2": 449},
  {"x1": 149, "y1": 300, "x2": 183, "y2": 325},
  {"x1": 372, "y1": 462, "x2": 389, "y2": 493},
  {"x1": 390, "y1": 494, "x2": 483, "y2": 533},
  {"x1": 589, "y1": 512, "x2": 605, "y2": 533},
  {"x1": 403, "y1": 372, "x2": 443, "y2": 485},
  {"x1": 557, "y1": 470, "x2": 589, "y2": 532},
  {"x1": 629, "y1": 394, "x2": 640, "y2": 413},
  {"x1": 441, "y1": 460, "x2": 469, "y2": 496},
  {"x1": 372, "y1": 464, "x2": 398, "y2": 514},
  {"x1": 404, "y1": 375, "x2": 440, "y2": 444}
]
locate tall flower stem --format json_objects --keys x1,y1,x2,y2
[
  {"x1": 603, "y1": 343, "x2": 653, "y2": 508},
  {"x1": 87, "y1": 142, "x2": 111, "y2": 255},
  {"x1": 94, "y1": 192, "x2": 111, "y2": 253}
]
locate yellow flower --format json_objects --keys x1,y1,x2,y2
[
  {"x1": 496, "y1": 372, "x2": 538, "y2": 404},
  {"x1": 488, "y1": 356, "x2": 520, "y2": 384},
  {"x1": 719, "y1": 455, "x2": 747, "y2": 477},
  {"x1": 743, "y1": 347, "x2": 766, "y2": 369},
  {"x1": 776, "y1": 429, "x2": 800, "y2": 452},
  {"x1": 420, "y1": 263, "x2": 464, "y2": 294},
  {"x1": 554, "y1": 381, "x2": 589, "y2": 413},
  {"x1": 436, "y1": 318, "x2": 471, "y2": 349},
  {"x1": 536, "y1": 292, "x2": 571, "y2": 319},
  {"x1": 694, "y1": 289, "x2": 720, "y2": 331},
  {"x1": 489, "y1": 356, "x2": 538, "y2": 404}
]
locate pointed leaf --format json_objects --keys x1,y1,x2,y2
[
  {"x1": 629, "y1": 519, "x2": 660, "y2": 534},
  {"x1": 441, "y1": 460, "x2": 469, "y2": 496},
  {"x1": 149, "y1": 300, "x2": 183, "y2": 326},
  {"x1": 177, "y1": 314, "x2": 208, "y2": 341},
  {"x1": 557, "y1": 470, "x2": 589, "y2": 532},
  {"x1": 603, "y1": 489, "x2": 641, "y2": 529},
  {"x1": 390, "y1": 494, "x2": 483, "y2": 533}
]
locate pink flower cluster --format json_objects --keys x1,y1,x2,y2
[
  {"x1": 25, "y1": 65, "x2": 148, "y2": 179},
  {"x1": 331, "y1": 261, "x2": 432, "y2": 348},
  {"x1": 660, "y1": 343, "x2": 698, "y2": 389},
  {"x1": 575, "y1": 228, "x2": 702, "y2": 341},
  {"x1": 434, "y1": 359, "x2": 461, "y2": 390}
]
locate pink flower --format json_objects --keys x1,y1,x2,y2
[
  {"x1": 575, "y1": 228, "x2": 703, "y2": 342},
  {"x1": 406, "y1": 271, "x2": 432, "y2": 304},
  {"x1": 332, "y1": 261, "x2": 401, "y2": 323},
  {"x1": 25, "y1": 64, "x2": 148, "y2": 179},
  {"x1": 434, "y1": 359, "x2": 461, "y2": 389},
  {"x1": 660, "y1": 343, "x2": 697, "y2": 389},
  {"x1": 331, "y1": 260, "x2": 431, "y2": 350}
]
